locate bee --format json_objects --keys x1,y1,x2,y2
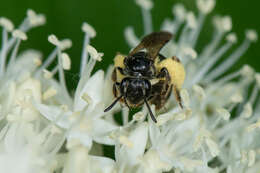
[{"x1": 104, "y1": 31, "x2": 185, "y2": 123}]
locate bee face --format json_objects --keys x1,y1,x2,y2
[
  {"x1": 104, "y1": 31, "x2": 185, "y2": 123},
  {"x1": 120, "y1": 77, "x2": 151, "y2": 105}
]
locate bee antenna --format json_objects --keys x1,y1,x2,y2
[
  {"x1": 144, "y1": 98, "x2": 157, "y2": 123},
  {"x1": 104, "y1": 95, "x2": 123, "y2": 112}
]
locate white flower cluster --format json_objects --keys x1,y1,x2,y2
[{"x1": 0, "y1": 0, "x2": 259, "y2": 172}]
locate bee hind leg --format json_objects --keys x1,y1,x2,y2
[{"x1": 173, "y1": 84, "x2": 183, "y2": 109}]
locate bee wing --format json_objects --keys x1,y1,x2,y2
[{"x1": 129, "y1": 31, "x2": 172, "y2": 60}]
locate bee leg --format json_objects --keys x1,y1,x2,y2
[
  {"x1": 123, "y1": 98, "x2": 131, "y2": 109},
  {"x1": 112, "y1": 67, "x2": 127, "y2": 82},
  {"x1": 104, "y1": 95, "x2": 123, "y2": 112},
  {"x1": 157, "y1": 67, "x2": 170, "y2": 81},
  {"x1": 173, "y1": 84, "x2": 183, "y2": 109},
  {"x1": 116, "y1": 67, "x2": 127, "y2": 75},
  {"x1": 144, "y1": 98, "x2": 157, "y2": 123},
  {"x1": 142, "y1": 87, "x2": 157, "y2": 123},
  {"x1": 158, "y1": 68, "x2": 183, "y2": 109}
]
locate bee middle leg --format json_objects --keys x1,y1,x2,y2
[{"x1": 157, "y1": 67, "x2": 171, "y2": 81}]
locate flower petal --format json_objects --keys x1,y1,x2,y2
[
  {"x1": 116, "y1": 122, "x2": 148, "y2": 166},
  {"x1": 74, "y1": 70, "x2": 104, "y2": 112}
]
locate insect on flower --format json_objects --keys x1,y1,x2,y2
[{"x1": 104, "y1": 31, "x2": 185, "y2": 123}]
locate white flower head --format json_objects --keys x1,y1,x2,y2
[{"x1": 0, "y1": 1, "x2": 259, "y2": 173}]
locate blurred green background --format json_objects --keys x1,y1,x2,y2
[{"x1": 0, "y1": 0, "x2": 259, "y2": 89}]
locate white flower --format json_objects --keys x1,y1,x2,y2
[{"x1": 0, "y1": 0, "x2": 259, "y2": 172}]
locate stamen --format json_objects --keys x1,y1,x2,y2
[
  {"x1": 173, "y1": 4, "x2": 186, "y2": 22},
  {"x1": 27, "y1": 9, "x2": 46, "y2": 28},
  {"x1": 136, "y1": 0, "x2": 153, "y2": 34},
  {"x1": 196, "y1": 0, "x2": 216, "y2": 14},
  {"x1": 7, "y1": 40, "x2": 21, "y2": 68},
  {"x1": 0, "y1": 17, "x2": 14, "y2": 32},
  {"x1": 57, "y1": 49, "x2": 70, "y2": 99},
  {"x1": 256, "y1": 73, "x2": 260, "y2": 88},
  {"x1": 37, "y1": 48, "x2": 58, "y2": 73},
  {"x1": 48, "y1": 34, "x2": 60, "y2": 47},
  {"x1": 61, "y1": 53, "x2": 71, "y2": 70},
  {"x1": 206, "y1": 35, "x2": 255, "y2": 81},
  {"x1": 80, "y1": 22, "x2": 95, "y2": 76},
  {"x1": 249, "y1": 84, "x2": 259, "y2": 104},
  {"x1": 0, "y1": 27, "x2": 8, "y2": 76},
  {"x1": 192, "y1": 41, "x2": 234, "y2": 85},
  {"x1": 171, "y1": 4, "x2": 186, "y2": 34},
  {"x1": 82, "y1": 22, "x2": 96, "y2": 38},
  {"x1": 86, "y1": 45, "x2": 103, "y2": 61},
  {"x1": 12, "y1": 30, "x2": 27, "y2": 40},
  {"x1": 7, "y1": 30, "x2": 27, "y2": 67},
  {"x1": 124, "y1": 26, "x2": 140, "y2": 48},
  {"x1": 246, "y1": 29, "x2": 258, "y2": 42}
]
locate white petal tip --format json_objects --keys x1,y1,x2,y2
[
  {"x1": 82, "y1": 22, "x2": 96, "y2": 38},
  {"x1": 0, "y1": 17, "x2": 14, "y2": 31},
  {"x1": 12, "y1": 30, "x2": 28, "y2": 40},
  {"x1": 246, "y1": 29, "x2": 258, "y2": 42}
]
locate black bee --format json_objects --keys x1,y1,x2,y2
[{"x1": 104, "y1": 32, "x2": 185, "y2": 123}]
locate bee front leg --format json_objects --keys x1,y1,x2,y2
[{"x1": 112, "y1": 67, "x2": 127, "y2": 82}]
